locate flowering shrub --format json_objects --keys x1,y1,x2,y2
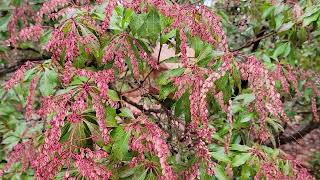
[{"x1": 0, "y1": 0, "x2": 319, "y2": 179}]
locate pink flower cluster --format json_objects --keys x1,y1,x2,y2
[
  {"x1": 6, "y1": 3, "x2": 31, "y2": 45},
  {"x1": 74, "y1": 149, "x2": 111, "y2": 179},
  {"x1": 254, "y1": 162, "x2": 286, "y2": 180},
  {"x1": 65, "y1": 31, "x2": 79, "y2": 61},
  {"x1": 62, "y1": 61, "x2": 74, "y2": 85},
  {"x1": 95, "y1": 69, "x2": 115, "y2": 99},
  {"x1": 36, "y1": 0, "x2": 69, "y2": 23},
  {"x1": 311, "y1": 96, "x2": 319, "y2": 122},
  {"x1": 4, "y1": 61, "x2": 35, "y2": 90},
  {"x1": 0, "y1": 141, "x2": 36, "y2": 177},
  {"x1": 180, "y1": 28, "x2": 188, "y2": 67},
  {"x1": 285, "y1": 65, "x2": 301, "y2": 96},
  {"x1": 7, "y1": 25, "x2": 43, "y2": 45},
  {"x1": 304, "y1": 81, "x2": 320, "y2": 122},
  {"x1": 25, "y1": 76, "x2": 39, "y2": 120},
  {"x1": 122, "y1": 0, "x2": 228, "y2": 55},
  {"x1": 46, "y1": 29, "x2": 66, "y2": 61},
  {"x1": 92, "y1": 94, "x2": 110, "y2": 144},
  {"x1": 172, "y1": 60, "x2": 231, "y2": 175},
  {"x1": 182, "y1": 162, "x2": 199, "y2": 179},
  {"x1": 46, "y1": 27, "x2": 82, "y2": 62},
  {"x1": 194, "y1": 140, "x2": 215, "y2": 175},
  {"x1": 272, "y1": 65, "x2": 290, "y2": 94},
  {"x1": 102, "y1": 36, "x2": 158, "y2": 75},
  {"x1": 102, "y1": 0, "x2": 117, "y2": 30},
  {"x1": 102, "y1": 43, "x2": 115, "y2": 63},
  {"x1": 127, "y1": 115, "x2": 176, "y2": 179},
  {"x1": 239, "y1": 56, "x2": 290, "y2": 141},
  {"x1": 127, "y1": 43, "x2": 140, "y2": 79},
  {"x1": 290, "y1": 159, "x2": 315, "y2": 180},
  {"x1": 200, "y1": 59, "x2": 231, "y2": 125}
]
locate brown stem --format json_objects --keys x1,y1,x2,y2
[
  {"x1": 231, "y1": 31, "x2": 276, "y2": 52},
  {"x1": 266, "y1": 121, "x2": 320, "y2": 147},
  {"x1": 121, "y1": 95, "x2": 162, "y2": 114}
]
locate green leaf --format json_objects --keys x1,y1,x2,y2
[
  {"x1": 174, "y1": 91, "x2": 191, "y2": 123},
  {"x1": 40, "y1": 30, "x2": 52, "y2": 46},
  {"x1": 23, "y1": 68, "x2": 37, "y2": 81},
  {"x1": 136, "y1": 168, "x2": 148, "y2": 180},
  {"x1": 73, "y1": 122, "x2": 90, "y2": 147},
  {"x1": 262, "y1": 6, "x2": 274, "y2": 19},
  {"x1": 78, "y1": 24, "x2": 100, "y2": 58},
  {"x1": 159, "y1": 83, "x2": 176, "y2": 100},
  {"x1": 139, "y1": 8, "x2": 161, "y2": 41},
  {"x1": 214, "y1": 165, "x2": 228, "y2": 180},
  {"x1": 111, "y1": 127, "x2": 130, "y2": 160},
  {"x1": 119, "y1": 107, "x2": 134, "y2": 118},
  {"x1": 0, "y1": 13, "x2": 11, "y2": 32},
  {"x1": 275, "y1": 14, "x2": 284, "y2": 30},
  {"x1": 239, "y1": 113, "x2": 254, "y2": 123},
  {"x1": 274, "y1": 4, "x2": 286, "y2": 15},
  {"x1": 106, "y1": 106, "x2": 117, "y2": 127},
  {"x1": 230, "y1": 144, "x2": 251, "y2": 152},
  {"x1": 303, "y1": 11, "x2": 320, "y2": 27},
  {"x1": 109, "y1": 6, "x2": 125, "y2": 30},
  {"x1": 2, "y1": 136, "x2": 19, "y2": 146},
  {"x1": 197, "y1": 45, "x2": 213, "y2": 62},
  {"x1": 191, "y1": 36, "x2": 204, "y2": 58},
  {"x1": 60, "y1": 122, "x2": 72, "y2": 142},
  {"x1": 159, "y1": 13, "x2": 172, "y2": 30},
  {"x1": 232, "y1": 153, "x2": 251, "y2": 167},
  {"x1": 234, "y1": 93, "x2": 255, "y2": 106},
  {"x1": 70, "y1": 75, "x2": 88, "y2": 85},
  {"x1": 82, "y1": 118, "x2": 105, "y2": 146},
  {"x1": 211, "y1": 150, "x2": 231, "y2": 163},
  {"x1": 272, "y1": 43, "x2": 290, "y2": 59},
  {"x1": 160, "y1": 29, "x2": 176, "y2": 44},
  {"x1": 129, "y1": 13, "x2": 147, "y2": 35},
  {"x1": 241, "y1": 164, "x2": 251, "y2": 180},
  {"x1": 215, "y1": 73, "x2": 232, "y2": 102},
  {"x1": 108, "y1": 89, "x2": 120, "y2": 101},
  {"x1": 156, "y1": 68, "x2": 185, "y2": 86},
  {"x1": 119, "y1": 165, "x2": 139, "y2": 178},
  {"x1": 278, "y1": 21, "x2": 294, "y2": 32},
  {"x1": 146, "y1": 171, "x2": 157, "y2": 180},
  {"x1": 122, "y1": 8, "x2": 134, "y2": 29},
  {"x1": 39, "y1": 69, "x2": 58, "y2": 96},
  {"x1": 283, "y1": 160, "x2": 290, "y2": 175}
]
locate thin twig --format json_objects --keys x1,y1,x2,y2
[
  {"x1": 231, "y1": 31, "x2": 277, "y2": 52},
  {"x1": 121, "y1": 95, "x2": 162, "y2": 114}
]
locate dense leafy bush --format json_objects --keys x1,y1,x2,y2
[{"x1": 0, "y1": 0, "x2": 319, "y2": 179}]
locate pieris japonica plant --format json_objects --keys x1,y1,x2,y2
[{"x1": 0, "y1": 0, "x2": 319, "y2": 179}]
